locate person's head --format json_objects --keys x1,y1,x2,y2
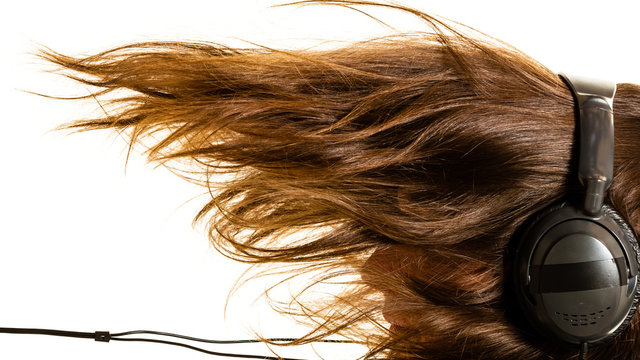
[{"x1": 37, "y1": 1, "x2": 640, "y2": 358}]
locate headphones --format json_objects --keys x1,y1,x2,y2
[{"x1": 511, "y1": 73, "x2": 640, "y2": 358}]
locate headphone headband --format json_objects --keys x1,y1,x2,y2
[{"x1": 559, "y1": 73, "x2": 616, "y2": 216}]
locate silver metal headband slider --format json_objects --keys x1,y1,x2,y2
[{"x1": 559, "y1": 73, "x2": 616, "y2": 216}]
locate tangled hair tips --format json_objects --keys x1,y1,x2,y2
[{"x1": 36, "y1": 1, "x2": 640, "y2": 358}]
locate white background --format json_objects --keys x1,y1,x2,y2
[{"x1": 2, "y1": 1, "x2": 639, "y2": 359}]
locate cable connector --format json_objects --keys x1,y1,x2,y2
[{"x1": 94, "y1": 331, "x2": 111, "y2": 342}]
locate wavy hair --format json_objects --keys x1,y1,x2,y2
[{"x1": 36, "y1": 1, "x2": 640, "y2": 358}]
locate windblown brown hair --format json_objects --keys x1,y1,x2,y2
[{"x1": 35, "y1": 1, "x2": 640, "y2": 359}]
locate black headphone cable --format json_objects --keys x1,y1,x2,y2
[
  {"x1": 578, "y1": 341, "x2": 588, "y2": 360},
  {"x1": 0, "y1": 327, "x2": 357, "y2": 360}
]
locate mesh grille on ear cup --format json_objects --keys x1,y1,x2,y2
[{"x1": 555, "y1": 307, "x2": 611, "y2": 327}]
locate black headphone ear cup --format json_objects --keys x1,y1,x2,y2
[
  {"x1": 587, "y1": 204, "x2": 640, "y2": 346},
  {"x1": 511, "y1": 200, "x2": 640, "y2": 346}
]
